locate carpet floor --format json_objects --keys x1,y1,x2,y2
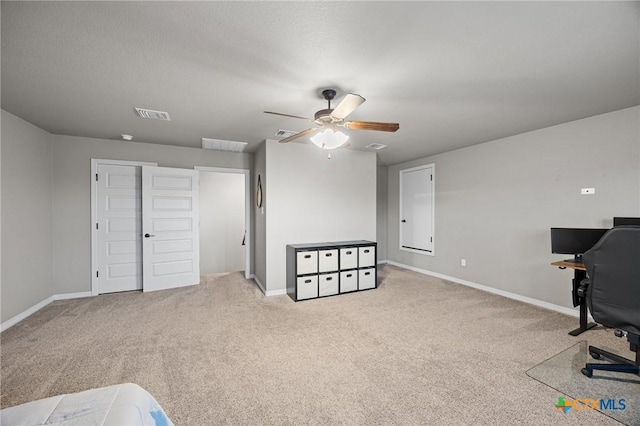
[{"x1": 1, "y1": 265, "x2": 633, "y2": 425}]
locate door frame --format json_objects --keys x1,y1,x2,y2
[
  {"x1": 194, "y1": 166, "x2": 252, "y2": 279},
  {"x1": 90, "y1": 158, "x2": 157, "y2": 296}
]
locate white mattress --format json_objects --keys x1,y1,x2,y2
[{"x1": 0, "y1": 383, "x2": 174, "y2": 426}]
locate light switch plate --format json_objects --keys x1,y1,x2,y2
[{"x1": 581, "y1": 188, "x2": 595, "y2": 195}]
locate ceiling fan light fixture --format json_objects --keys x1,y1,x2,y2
[{"x1": 310, "y1": 128, "x2": 349, "y2": 150}]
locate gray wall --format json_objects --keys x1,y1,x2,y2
[
  {"x1": 253, "y1": 142, "x2": 267, "y2": 287},
  {"x1": 0, "y1": 113, "x2": 2, "y2": 322},
  {"x1": 5, "y1": 104, "x2": 636, "y2": 321},
  {"x1": 376, "y1": 164, "x2": 388, "y2": 261},
  {"x1": 387, "y1": 106, "x2": 640, "y2": 308},
  {"x1": 1, "y1": 111, "x2": 54, "y2": 322},
  {"x1": 199, "y1": 171, "x2": 246, "y2": 274},
  {"x1": 51, "y1": 134, "x2": 252, "y2": 294},
  {"x1": 264, "y1": 140, "x2": 377, "y2": 292}
]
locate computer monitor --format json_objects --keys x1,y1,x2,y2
[
  {"x1": 550, "y1": 228, "x2": 609, "y2": 257},
  {"x1": 613, "y1": 217, "x2": 640, "y2": 227}
]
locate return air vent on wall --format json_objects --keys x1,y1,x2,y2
[
  {"x1": 366, "y1": 143, "x2": 388, "y2": 150},
  {"x1": 135, "y1": 107, "x2": 171, "y2": 121},
  {"x1": 202, "y1": 138, "x2": 248, "y2": 153}
]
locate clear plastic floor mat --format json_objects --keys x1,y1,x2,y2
[{"x1": 526, "y1": 341, "x2": 639, "y2": 425}]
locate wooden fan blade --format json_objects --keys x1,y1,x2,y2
[
  {"x1": 264, "y1": 111, "x2": 313, "y2": 121},
  {"x1": 343, "y1": 121, "x2": 399, "y2": 132},
  {"x1": 279, "y1": 127, "x2": 319, "y2": 143},
  {"x1": 330, "y1": 94, "x2": 366, "y2": 120}
]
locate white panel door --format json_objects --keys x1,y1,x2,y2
[
  {"x1": 142, "y1": 166, "x2": 200, "y2": 292},
  {"x1": 96, "y1": 164, "x2": 143, "y2": 293},
  {"x1": 400, "y1": 165, "x2": 434, "y2": 253}
]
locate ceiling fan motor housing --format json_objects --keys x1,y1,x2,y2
[{"x1": 314, "y1": 109, "x2": 335, "y2": 123}]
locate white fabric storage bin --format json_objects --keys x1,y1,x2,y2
[
  {"x1": 318, "y1": 272, "x2": 339, "y2": 296},
  {"x1": 340, "y1": 248, "x2": 358, "y2": 270},
  {"x1": 340, "y1": 270, "x2": 358, "y2": 293},
  {"x1": 358, "y1": 246, "x2": 375, "y2": 267},
  {"x1": 358, "y1": 268, "x2": 376, "y2": 290},
  {"x1": 296, "y1": 250, "x2": 318, "y2": 275},
  {"x1": 297, "y1": 275, "x2": 318, "y2": 299},
  {"x1": 318, "y1": 249, "x2": 338, "y2": 272}
]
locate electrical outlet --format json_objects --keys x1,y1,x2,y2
[
  {"x1": 581, "y1": 188, "x2": 595, "y2": 195},
  {"x1": 461, "y1": 259, "x2": 466, "y2": 267}
]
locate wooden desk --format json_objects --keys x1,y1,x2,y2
[
  {"x1": 551, "y1": 259, "x2": 586, "y2": 271},
  {"x1": 551, "y1": 258, "x2": 596, "y2": 336}
]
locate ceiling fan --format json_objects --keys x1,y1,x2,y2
[{"x1": 264, "y1": 89, "x2": 399, "y2": 149}]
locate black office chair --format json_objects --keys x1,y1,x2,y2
[{"x1": 579, "y1": 226, "x2": 640, "y2": 378}]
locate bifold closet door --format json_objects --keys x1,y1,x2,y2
[{"x1": 142, "y1": 166, "x2": 200, "y2": 292}]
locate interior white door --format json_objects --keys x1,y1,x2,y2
[
  {"x1": 400, "y1": 165, "x2": 433, "y2": 253},
  {"x1": 142, "y1": 166, "x2": 200, "y2": 292},
  {"x1": 96, "y1": 164, "x2": 143, "y2": 294}
]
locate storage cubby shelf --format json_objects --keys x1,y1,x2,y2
[{"x1": 286, "y1": 241, "x2": 377, "y2": 302}]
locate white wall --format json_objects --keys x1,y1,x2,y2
[
  {"x1": 387, "y1": 106, "x2": 640, "y2": 309},
  {"x1": 264, "y1": 140, "x2": 377, "y2": 293},
  {"x1": 51, "y1": 134, "x2": 252, "y2": 294},
  {"x1": 253, "y1": 143, "x2": 267, "y2": 287},
  {"x1": 1, "y1": 110, "x2": 54, "y2": 323},
  {"x1": 199, "y1": 171, "x2": 246, "y2": 274}
]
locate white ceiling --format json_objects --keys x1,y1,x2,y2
[{"x1": 2, "y1": 1, "x2": 638, "y2": 165}]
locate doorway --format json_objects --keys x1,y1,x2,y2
[{"x1": 195, "y1": 167, "x2": 251, "y2": 279}]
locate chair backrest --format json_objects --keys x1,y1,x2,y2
[{"x1": 582, "y1": 226, "x2": 640, "y2": 335}]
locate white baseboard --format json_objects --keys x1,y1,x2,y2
[
  {"x1": 1, "y1": 291, "x2": 93, "y2": 333},
  {"x1": 54, "y1": 291, "x2": 92, "y2": 301},
  {"x1": 385, "y1": 261, "x2": 580, "y2": 318},
  {"x1": 251, "y1": 275, "x2": 287, "y2": 297},
  {"x1": 265, "y1": 289, "x2": 287, "y2": 296},
  {"x1": 377, "y1": 260, "x2": 388, "y2": 265},
  {"x1": 1, "y1": 296, "x2": 54, "y2": 333}
]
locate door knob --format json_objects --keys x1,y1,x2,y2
[{"x1": 144, "y1": 233, "x2": 155, "y2": 238}]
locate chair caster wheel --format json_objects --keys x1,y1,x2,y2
[
  {"x1": 581, "y1": 368, "x2": 593, "y2": 378},
  {"x1": 590, "y1": 352, "x2": 601, "y2": 360}
]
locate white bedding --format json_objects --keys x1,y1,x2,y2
[{"x1": 0, "y1": 383, "x2": 174, "y2": 426}]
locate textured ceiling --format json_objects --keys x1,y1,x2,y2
[{"x1": 2, "y1": 1, "x2": 638, "y2": 165}]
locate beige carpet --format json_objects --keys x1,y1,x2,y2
[{"x1": 0, "y1": 265, "x2": 631, "y2": 425}]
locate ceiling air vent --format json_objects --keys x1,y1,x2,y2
[
  {"x1": 274, "y1": 129, "x2": 297, "y2": 138},
  {"x1": 366, "y1": 143, "x2": 388, "y2": 150},
  {"x1": 135, "y1": 107, "x2": 171, "y2": 121},
  {"x1": 202, "y1": 138, "x2": 248, "y2": 153}
]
